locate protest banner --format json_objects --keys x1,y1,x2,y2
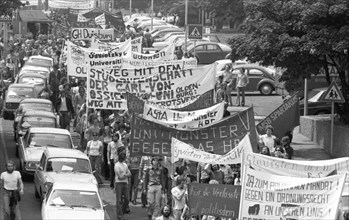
[
  {"x1": 90, "y1": 37, "x2": 142, "y2": 53},
  {"x1": 88, "y1": 64, "x2": 216, "y2": 108},
  {"x1": 121, "y1": 57, "x2": 197, "y2": 68},
  {"x1": 171, "y1": 134, "x2": 253, "y2": 164},
  {"x1": 239, "y1": 166, "x2": 346, "y2": 220},
  {"x1": 256, "y1": 91, "x2": 300, "y2": 137},
  {"x1": 244, "y1": 152, "x2": 349, "y2": 180},
  {"x1": 188, "y1": 183, "x2": 241, "y2": 219},
  {"x1": 70, "y1": 28, "x2": 114, "y2": 41},
  {"x1": 130, "y1": 107, "x2": 257, "y2": 156},
  {"x1": 124, "y1": 43, "x2": 175, "y2": 61},
  {"x1": 49, "y1": 0, "x2": 95, "y2": 10},
  {"x1": 143, "y1": 102, "x2": 224, "y2": 129},
  {"x1": 94, "y1": 13, "x2": 106, "y2": 26},
  {"x1": 127, "y1": 90, "x2": 214, "y2": 114},
  {"x1": 66, "y1": 41, "x2": 89, "y2": 77}
]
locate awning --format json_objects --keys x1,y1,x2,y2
[{"x1": 19, "y1": 10, "x2": 52, "y2": 23}]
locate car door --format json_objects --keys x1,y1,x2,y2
[
  {"x1": 193, "y1": 45, "x2": 206, "y2": 64},
  {"x1": 35, "y1": 153, "x2": 47, "y2": 196},
  {"x1": 18, "y1": 130, "x2": 29, "y2": 168},
  {"x1": 245, "y1": 68, "x2": 265, "y2": 92},
  {"x1": 203, "y1": 44, "x2": 223, "y2": 64}
]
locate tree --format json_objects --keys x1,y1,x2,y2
[
  {"x1": 228, "y1": 0, "x2": 349, "y2": 123},
  {"x1": 0, "y1": 0, "x2": 23, "y2": 16}
]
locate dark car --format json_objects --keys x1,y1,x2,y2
[
  {"x1": 232, "y1": 64, "x2": 277, "y2": 95},
  {"x1": 299, "y1": 88, "x2": 338, "y2": 115},
  {"x1": 187, "y1": 42, "x2": 231, "y2": 64}
]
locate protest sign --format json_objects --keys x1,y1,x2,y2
[
  {"x1": 127, "y1": 90, "x2": 214, "y2": 114},
  {"x1": 256, "y1": 92, "x2": 300, "y2": 137},
  {"x1": 188, "y1": 183, "x2": 241, "y2": 219},
  {"x1": 121, "y1": 57, "x2": 197, "y2": 68},
  {"x1": 94, "y1": 13, "x2": 106, "y2": 26},
  {"x1": 70, "y1": 28, "x2": 114, "y2": 41},
  {"x1": 130, "y1": 107, "x2": 257, "y2": 156},
  {"x1": 90, "y1": 37, "x2": 142, "y2": 53},
  {"x1": 244, "y1": 152, "x2": 349, "y2": 180},
  {"x1": 88, "y1": 64, "x2": 216, "y2": 108},
  {"x1": 49, "y1": 0, "x2": 95, "y2": 10},
  {"x1": 239, "y1": 166, "x2": 346, "y2": 220},
  {"x1": 171, "y1": 134, "x2": 253, "y2": 164},
  {"x1": 143, "y1": 102, "x2": 224, "y2": 129},
  {"x1": 66, "y1": 41, "x2": 89, "y2": 77},
  {"x1": 125, "y1": 43, "x2": 175, "y2": 61}
]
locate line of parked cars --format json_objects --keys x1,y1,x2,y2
[{"x1": 2, "y1": 55, "x2": 104, "y2": 219}]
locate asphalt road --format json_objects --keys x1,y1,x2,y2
[{"x1": 0, "y1": 93, "x2": 283, "y2": 220}]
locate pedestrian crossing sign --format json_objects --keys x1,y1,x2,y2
[
  {"x1": 188, "y1": 25, "x2": 203, "y2": 39},
  {"x1": 319, "y1": 81, "x2": 345, "y2": 103}
]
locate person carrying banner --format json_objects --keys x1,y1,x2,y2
[
  {"x1": 235, "y1": 68, "x2": 249, "y2": 106},
  {"x1": 144, "y1": 157, "x2": 165, "y2": 220}
]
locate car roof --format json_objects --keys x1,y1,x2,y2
[
  {"x1": 22, "y1": 110, "x2": 56, "y2": 118},
  {"x1": 28, "y1": 55, "x2": 53, "y2": 61},
  {"x1": 21, "y1": 65, "x2": 49, "y2": 71},
  {"x1": 44, "y1": 148, "x2": 89, "y2": 160},
  {"x1": 233, "y1": 63, "x2": 269, "y2": 69},
  {"x1": 52, "y1": 181, "x2": 98, "y2": 191},
  {"x1": 29, "y1": 127, "x2": 71, "y2": 135},
  {"x1": 18, "y1": 72, "x2": 46, "y2": 78},
  {"x1": 188, "y1": 41, "x2": 229, "y2": 49},
  {"x1": 9, "y1": 83, "x2": 36, "y2": 88},
  {"x1": 20, "y1": 98, "x2": 52, "y2": 104}
]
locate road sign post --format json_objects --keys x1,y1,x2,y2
[{"x1": 318, "y1": 81, "x2": 345, "y2": 156}]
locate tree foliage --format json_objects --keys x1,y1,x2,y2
[
  {"x1": 228, "y1": 0, "x2": 349, "y2": 123},
  {"x1": 0, "y1": 0, "x2": 24, "y2": 16}
]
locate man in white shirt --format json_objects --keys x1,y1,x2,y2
[
  {"x1": 259, "y1": 125, "x2": 276, "y2": 152},
  {"x1": 171, "y1": 176, "x2": 187, "y2": 220},
  {"x1": 1, "y1": 160, "x2": 24, "y2": 220}
]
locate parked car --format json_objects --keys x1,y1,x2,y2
[
  {"x1": 149, "y1": 24, "x2": 180, "y2": 34},
  {"x1": 186, "y1": 42, "x2": 231, "y2": 64},
  {"x1": 17, "y1": 127, "x2": 75, "y2": 177},
  {"x1": 3, "y1": 84, "x2": 39, "y2": 120},
  {"x1": 299, "y1": 87, "x2": 339, "y2": 115},
  {"x1": 15, "y1": 110, "x2": 59, "y2": 142},
  {"x1": 215, "y1": 59, "x2": 248, "y2": 77},
  {"x1": 202, "y1": 34, "x2": 221, "y2": 43},
  {"x1": 13, "y1": 98, "x2": 54, "y2": 140},
  {"x1": 15, "y1": 72, "x2": 47, "y2": 93},
  {"x1": 232, "y1": 64, "x2": 277, "y2": 95},
  {"x1": 151, "y1": 27, "x2": 183, "y2": 39},
  {"x1": 34, "y1": 148, "x2": 96, "y2": 200},
  {"x1": 41, "y1": 182, "x2": 105, "y2": 220},
  {"x1": 153, "y1": 31, "x2": 185, "y2": 42},
  {"x1": 18, "y1": 65, "x2": 50, "y2": 79},
  {"x1": 25, "y1": 55, "x2": 53, "y2": 69}
]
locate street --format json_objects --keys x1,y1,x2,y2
[{"x1": 0, "y1": 93, "x2": 283, "y2": 220}]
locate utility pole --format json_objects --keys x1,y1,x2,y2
[
  {"x1": 129, "y1": 0, "x2": 132, "y2": 18},
  {"x1": 151, "y1": 0, "x2": 154, "y2": 30},
  {"x1": 184, "y1": 0, "x2": 188, "y2": 53}
]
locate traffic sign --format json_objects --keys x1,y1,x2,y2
[
  {"x1": 188, "y1": 25, "x2": 203, "y2": 40},
  {"x1": 0, "y1": 15, "x2": 12, "y2": 22},
  {"x1": 319, "y1": 81, "x2": 345, "y2": 103}
]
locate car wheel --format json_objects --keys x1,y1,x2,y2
[
  {"x1": 34, "y1": 185, "x2": 40, "y2": 199},
  {"x1": 259, "y1": 83, "x2": 273, "y2": 95}
]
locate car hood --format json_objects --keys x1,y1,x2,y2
[
  {"x1": 25, "y1": 147, "x2": 46, "y2": 161},
  {"x1": 46, "y1": 172, "x2": 97, "y2": 185},
  {"x1": 45, "y1": 207, "x2": 104, "y2": 220},
  {"x1": 5, "y1": 97, "x2": 24, "y2": 103}
]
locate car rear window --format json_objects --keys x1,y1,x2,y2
[
  {"x1": 46, "y1": 158, "x2": 90, "y2": 173},
  {"x1": 22, "y1": 103, "x2": 52, "y2": 112},
  {"x1": 20, "y1": 77, "x2": 45, "y2": 85},
  {"x1": 8, "y1": 88, "x2": 34, "y2": 98},
  {"x1": 22, "y1": 116, "x2": 56, "y2": 128},
  {"x1": 28, "y1": 58, "x2": 52, "y2": 67},
  {"x1": 29, "y1": 133, "x2": 72, "y2": 149}
]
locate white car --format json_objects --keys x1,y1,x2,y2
[
  {"x1": 41, "y1": 182, "x2": 105, "y2": 220},
  {"x1": 34, "y1": 148, "x2": 96, "y2": 200},
  {"x1": 26, "y1": 55, "x2": 53, "y2": 68},
  {"x1": 215, "y1": 59, "x2": 248, "y2": 77}
]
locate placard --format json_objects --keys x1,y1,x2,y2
[
  {"x1": 121, "y1": 57, "x2": 197, "y2": 68},
  {"x1": 70, "y1": 28, "x2": 114, "y2": 41}
]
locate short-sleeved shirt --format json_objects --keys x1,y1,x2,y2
[
  {"x1": 87, "y1": 140, "x2": 103, "y2": 156},
  {"x1": 1, "y1": 171, "x2": 21, "y2": 190},
  {"x1": 114, "y1": 162, "x2": 129, "y2": 183},
  {"x1": 260, "y1": 134, "x2": 276, "y2": 152},
  {"x1": 171, "y1": 186, "x2": 187, "y2": 210}
]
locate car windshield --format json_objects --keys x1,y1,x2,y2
[
  {"x1": 22, "y1": 103, "x2": 52, "y2": 112},
  {"x1": 46, "y1": 158, "x2": 91, "y2": 173},
  {"x1": 48, "y1": 189, "x2": 101, "y2": 209},
  {"x1": 7, "y1": 88, "x2": 34, "y2": 98},
  {"x1": 20, "y1": 69, "x2": 49, "y2": 77},
  {"x1": 22, "y1": 116, "x2": 56, "y2": 128},
  {"x1": 19, "y1": 77, "x2": 45, "y2": 85},
  {"x1": 29, "y1": 133, "x2": 72, "y2": 148},
  {"x1": 28, "y1": 58, "x2": 52, "y2": 67}
]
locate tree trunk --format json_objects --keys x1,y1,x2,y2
[
  {"x1": 215, "y1": 18, "x2": 223, "y2": 32},
  {"x1": 337, "y1": 70, "x2": 349, "y2": 124}
]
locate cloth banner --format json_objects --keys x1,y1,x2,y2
[
  {"x1": 121, "y1": 57, "x2": 197, "y2": 68},
  {"x1": 143, "y1": 102, "x2": 225, "y2": 129},
  {"x1": 239, "y1": 166, "x2": 346, "y2": 220},
  {"x1": 87, "y1": 64, "x2": 216, "y2": 108},
  {"x1": 124, "y1": 43, "x2": 175, "y2": 61},
  {"x1": 94, "y1": 13, "x2": 106, "y2": 26},
  {"x1": 188, "y1": 183, "x2": 241, "y2": 219},
  {"x1": 130, "y1": 107, "x2": 258, "y2": 156},
  {"x1": 256, "y1": 91, "x2": 300, "y2": 137},
  {"x1": 90, "y1": 37, "x2": 142, "y2": 53},
  {"x1": 171, "y1": 134, "x2": 253, "y2": 164},
  {"x1": 70, "y1": 28, "x2": 114, "y2": 41},
  {"x1": 77, "y1": 13, "x2": 90, "y2": 22},
  {"x1": 244, "y1": 152, "x2": 349, "y2": 181},
  {"x1": 127, "y1": 90, "x2": 214, "y2": 114},
  {"x1": 49, "y1": 0, "x2": 95, "y2": 10}
]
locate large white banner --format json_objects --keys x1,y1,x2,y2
[
  {"x1": 244, "y1": 152, "x2": 349, "y2": 180},
  {"x1": 70, "y1": 28, "x2": 114, "y2": 41},
  {"x1": 171, "y1": 134, "x2": 253, "y2": 164},
  {"x1": 90, "y1": 37, "x2": 142, "y2": 53},
  {"x1": 239, "y1": 166, "x2": 346, "y2": 220},
  {"x1": 66, "y1": 41, "x2": 89, "y2": 77},
  {"x1": 49, "y1": 0, "x2": 95, "y2": 10},
  {"x1": 143, "y1": 102, "x2": 224, "y2": 129},
  {"x1": 87, "y1": 64, "x2": 216, "y2": 108},
  {"x1": 125, "y1": 44, "x2": 175, "y2": 61},
  {"x1": 121, "y1": 57, "x2": 197, "y2": 68}
]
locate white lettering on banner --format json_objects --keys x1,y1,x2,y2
[
  {"x1": 121, "y1": 57, "x2": 197, "y2": 68},
  {"x1": 125, "y1": 43, "x2": 175, "y2": 61},
  {"x1": 90, "y1": 37, "x2": 142, "y2": 53},
  {"x1": 71, "y1": 28, "x2": 114, "y2": 41},
  {"x1": 171, "y1": 134, "x2": 253, "y2": 164},
  {"x1": 144, "y1": 102, "x2": 224, "y2": 129},
  {"x1": 87, "y1": 64, "x2": 216, "y2": 108},
  {"x1": 239, "y1": 166, "x2": 346, "y2": 220},
  {"x1": 244, "y1": 152, "x2": 349, "y2": 181},
  {"x1": 87, "y1": 99, "x2": 127, "y2": 110}
]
